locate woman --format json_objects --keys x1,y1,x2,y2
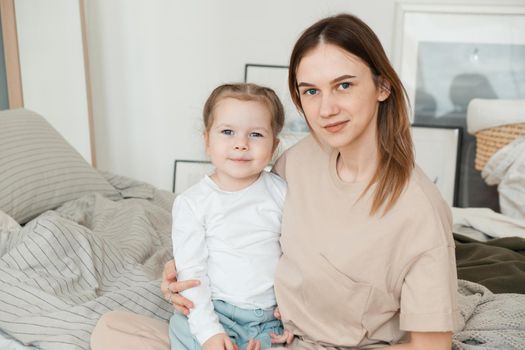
[{"x1": 92, "y1": 13, "x2": 458, "y2": 350}]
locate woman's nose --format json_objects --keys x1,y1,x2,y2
[{"x1": 319, "y1": 92, "x2": 339, "y2": 118}]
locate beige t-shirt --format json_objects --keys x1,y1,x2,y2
[{"x1": 273, "y1": 136, "x2": 459, "y2": 349}]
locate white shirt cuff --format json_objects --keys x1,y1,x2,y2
[{"x1": 195, "y1": 323, "x2": 226, "y2": 346}]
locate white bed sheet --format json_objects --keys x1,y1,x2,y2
[
  {"x1": 452, "y1": 207, "x2": 525, "y2": 239},
  {"x1": 0, "y1": 329, "x2": 37, "y2": 350}
]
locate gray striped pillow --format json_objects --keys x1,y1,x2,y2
[{"x1": 0, "y1": 108, "x2": 121, "y2": 224}]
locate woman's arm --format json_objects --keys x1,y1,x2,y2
[{"x1": 381, "y1": 331, "x2": 452, "y2": 350}]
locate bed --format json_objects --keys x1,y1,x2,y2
[
  {"x1": 1, "y1": 109, "x2": 525, "y2": 349},
  {"x1": 451, "y1": 209, "x2": 525, "y2": 349},
  {"x1": 0, "y1": 109, "x2": 175, "y2": 349}
]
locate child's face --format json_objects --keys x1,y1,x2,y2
[{"x1": 205, "y1": 97, "x2": 277, "y2": 191}]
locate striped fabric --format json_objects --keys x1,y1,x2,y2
[
  {"x1": 0, "y1": 173, "x2": 175, "y2": 350},
  {"x1": 0, "y1": 109, "x2": 121, "y2": 224}
]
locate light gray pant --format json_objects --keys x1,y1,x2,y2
[{"x1": 169, "y1": 300, "x2": 283, "y2": 350}]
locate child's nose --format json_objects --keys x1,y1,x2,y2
[{"x1": 234, "y1": 136, "x2": 248, "y2": 150}]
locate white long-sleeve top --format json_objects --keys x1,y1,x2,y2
[{"x1": 171, "y1": 171, "x2": 286, "y2": 345}]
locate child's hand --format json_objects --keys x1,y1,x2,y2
[
  {"x1": 273, "y1": 306, "x2": 282, "y2": 320},
  {"x1": 270, "y1": 329, "x2": 294, "y2": 345},
  {"x1": 203, "y1": 333, "x2": 235, "y2": 350}
]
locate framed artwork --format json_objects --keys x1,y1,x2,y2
[
  {"x1": 244, "y1": 64, "x2": 308, "y2": 155},
  {"x1": 412, "y1": 125, "x2": 462, "y2": 206},
  {"x1": 393, "y1": 3, "x2": 525, "y2": 209},
  {"x1": 172, "y1": 159, "x2": 214, "y2": 195},
  {"x1": 393, "y1": 3, "x2": 525, "y2": 125}
]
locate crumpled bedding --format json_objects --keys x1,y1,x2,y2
[
  {"x1": 454, "y1": 233, "x2": 525, "y2": 294},
  {"x1": 453, "y1": 280, "x2": 525, "y2": 350},
  {"x1": 482, "y1": 136, "x2": 525, "y2": 221},
  {"x1": 0, "y1": 174, "x2": 175, "y2": 350},
  {"x1": 452, "y1": 207, "x2": 525, "y2": 240}
]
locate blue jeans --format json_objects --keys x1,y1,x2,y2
[{"x1": 169, "y1": 300, "x2": 283, "y2": 350}]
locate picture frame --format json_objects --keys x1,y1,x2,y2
[
  {"x1": 244, "y1": 64, "x2": 308, "y2": 155},
  {"x1": 393, "y1": 3, "x2": 525, "y2": 122},
  {"x1": 412, "y1": 125, "x2": 462, "y2": 206},
  {"x1": 393, "y1": 3, "x2": 525, "y2": 209},
  {"x1": 172, "y1": 159, "x2": 214, "y2": 195}
]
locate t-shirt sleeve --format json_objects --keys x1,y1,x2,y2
[
  {"x1": 172, "y1": 195, "x2": 225, "y2": 345},
  {"x1": 399, "y1": 243, "x2": 459, "y2": 332}
]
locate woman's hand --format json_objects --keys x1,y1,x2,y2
[{"x1": 160, "y1": 259, "x2": 200, "y2": 315}]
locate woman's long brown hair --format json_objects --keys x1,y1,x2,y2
[{"x1": 288, "y1": 13, "x2": 414, "y2": 215}]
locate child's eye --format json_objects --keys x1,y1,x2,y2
[
  {"x1": 338, "y1": 82, "x2": 352, "y2": 90},
  {"x1": 249, "y1": 132, "x2": 264, "y2": 138},
  {"x1": 303, "y1": 88, "x2": 318, "y2": 96},
  {"x1": 221, "y1": 129, "x2": 234, "y2": 136}
]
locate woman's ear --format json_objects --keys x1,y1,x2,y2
[{"x1": 377, "y1": 79, "x2": 391, "y2": 102}]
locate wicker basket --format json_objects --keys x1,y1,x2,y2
[{"x1": 475, "y1": 122, "x2": 525, "y2": 171}]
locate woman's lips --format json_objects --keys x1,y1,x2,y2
[{"x1": 324, "y1": 120, "x2": 349, "y2": 133}]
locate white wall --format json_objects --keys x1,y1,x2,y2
[
  {"x1": 15, "y1": 0, "x2": 92, "y2": 163},
  {"x1": 84, "y1": 0, "x2": 522, "y2": 191}
]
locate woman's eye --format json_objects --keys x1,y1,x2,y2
[
  {"x1": 303, "y1": 88, "x2": 318, "y2": 96},
  {"x1": 338, "y1": 82, "x2": 351, "y2": 90},
  {"x1": 249, "y1": 132, "x2": 263, "y2": 138},
  {"x1": 221, "y1": 129, "x2": 234, "y2": 135}
]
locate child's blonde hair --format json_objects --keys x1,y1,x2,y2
[{"x1": 203, "y1": 83, "x2": 285, "y2": 138}]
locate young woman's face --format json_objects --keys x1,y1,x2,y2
[
  {"x1": 296, "y1": 43, "x2": 389, "y2": 151},
  {"x1": 205, "y1": 97, "x2": 276, "y2": 191}
]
